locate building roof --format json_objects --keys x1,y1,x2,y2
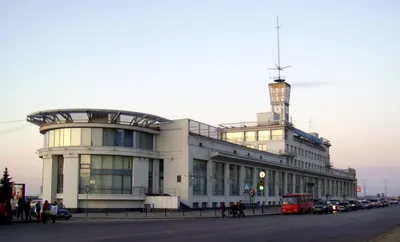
[{"x1": 26, "y1": 108, "x2": 171, "y2": 128}]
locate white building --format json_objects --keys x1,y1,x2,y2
[{"x1": 27, "y1": 81, "x2": 357, "y2": 211}]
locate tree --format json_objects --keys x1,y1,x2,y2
[{"x1": 0, "y1": 167, "x2": 14, "y2": 203}]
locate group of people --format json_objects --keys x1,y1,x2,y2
[
  {"x1": 220, "y1": 200, "x2": 246, "y2": 218},
  {"x1": 0, "y1": 199, "x2": 59, "y2": 225}
]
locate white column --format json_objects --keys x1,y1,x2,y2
[
  {"x1": 275, "y1": 171, "x2": 279, "y2": 198},
  {"x1": 63, "y1": 154, "x2": 79, "y2": 209},
  {"x1": 317, "y1": 179, "x2": 322, "y2": 199},
  {"x1": 284, "y1": 172, "x2": 288, "y2": 195},
  {"x1": 224, "y1": 163, "x2": 230, "y2": 205},
  {"x1": 207, "y1": 160, "x2": 213, "y2": 207},
  {"x1": 42, "y1": 155, "x2": 57, "y2": 204},
  {"x1": 132, "y1": 158, "x2": 149, "y2": 188}
]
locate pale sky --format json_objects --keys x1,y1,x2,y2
[{"x1": 0, "y1": 0, "x2": 399, "y2": 196}]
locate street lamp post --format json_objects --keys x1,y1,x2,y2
[
  {"x1": 85, "y1": 180, "x2": 96, "y2": 217},
  {"x1": 259, "y1": 171, "x2": 266, "y2": 207}
]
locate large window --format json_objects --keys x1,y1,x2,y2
[
  {"x1": 212, "y1": 162, "x2": 224, "y2": 196},
  {"x1": 272, "y1": 130, "x2": 283, "y2": 140},
  {"x1": 193, "y1": 159, "x2": 207, "y2": 195},
  {"x1": 295, "y1": 174, "x2": 301, "y2": 193},
  {"x1": 229, "y1": 164, "x2": 240, "y2": 196},
  {"x1": 45, "y1": 128, "x2": 153, "y2": 150},
  {"x1": 278, "y1": 172, "x2": 285, "y2": 196},
  {"x1": 258, "y1": 130, "x2": 270, "y2": 141},
  {"x1": 244, "y1": 166, "x2": 253, "y2": 193},
  {"x1": 136, "y1": 131, "x2": 153, "y2": 150},
  {"x1": 287, "y1": 173, "x2": 293, "y2": 194},
  {"x1": 245, "y1": 131, "x2": 256, "y2": 141},
  {"x1": 56, "y1": 155, "x2": 64, "y2": 193},
  {"x1": 79, "y1": 155, "x2": 132, "y2": 194},
  {"x1": 226, "y1": 132, "x2": 244, "y2": 143}
]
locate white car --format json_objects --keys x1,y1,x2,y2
[{"x1": 390, "y1": 200, "x2": 398, "y2": 204}]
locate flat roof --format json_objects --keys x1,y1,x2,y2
[{"x1": 27, "y1": 108, "x2": 171, "y2": 128}]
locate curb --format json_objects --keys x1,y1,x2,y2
[{"x1": 72, "y1": 212, "x2": 282, "y2": 220}]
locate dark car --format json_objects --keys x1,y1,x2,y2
[
  {"x1": 313, "y1": 200, "x2": 334, "y2": 214},
  {"x1": 348, "y1": 200, "x2": 359, "y2": 211},
  {"x1": 338, "y1": 201, "x2": 351, "y2": 212},
  {"x1": 380, "y1": 199, "x2": 389, "y2": 207},
  {"x1": 369, "y1": 199, "x2": 380, "y2": 208}
]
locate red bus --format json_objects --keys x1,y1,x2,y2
[{"x1": 281, "y1": 193, "x2": 314, "y2": 214}]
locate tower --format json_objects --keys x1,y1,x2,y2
[{"x1": 268, "y1": 16, "x2": 291, "y2": 123}]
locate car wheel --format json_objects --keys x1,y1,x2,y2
[{"x1": 65, "y1": 217, "x2": 70, "y2": 220}]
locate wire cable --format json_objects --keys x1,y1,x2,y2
[
  {"x1": 0, "y1": 120, "x2": 26, "y2": 124},
  {"x1": 0, "y1": 124, "x2": 33, "y2": 136}
]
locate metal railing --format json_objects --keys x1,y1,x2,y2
[
  {"x1": 189, "y1": 120, "x2": 221, "y2": 139},
  {"x1": 79, "y1": 186, "x2": 146, "y2": 195}
]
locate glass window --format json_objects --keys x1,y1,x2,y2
[
  {"x1": 103, "y1": 129, "x2": 114, "y2": 146},
  {"x1": 229, "y1": 164, "x2": 240, "y2": 196},
  {"x1": 114, "y1": 156, "x2": 123, "y2": 169},
  {"x1": 258, "y1": 130, "x2": 270, "y2": 141},
  {"x1": 258, "y1": 144, "x2": 267, "y2": 152},
  {"x1": 91, "y1": 128, "x2": 103, "y2": 146},
  {"x1": 136, "y1": 132, "x2": 153, "y2": 150},
  {"x1": 123, "y1": 156, "x2": 132, "y2": 170},
  {"x1": 245, "y1": 131, "x2": 256, "y2": 141},
  {"x1": 192, "y1": 159, "x2": 207, "y2": 196},
  {"x1": 272, "y1": 129, "x2": 283, "y2": 140},
  {"x1": 91, "y1": 155, "x2": 102, "y2": 169},
  {"x1": 81, "y1": 128, "x2": 91, "y2": 146},
  {"x1": 70, "y1": 128, "x2": 81, "y2": 146},
  {"x1": 124, "y1": 131, "x2": 133, "y2": 147},
  {"x1": 48, "y1": 130, "x2": 54, "y2": 147},
  {"x1": 54, "y1": 129, "x2": 60, "y2": 147},
  {"x1": 112, "y1": 175, "x2": 122, "y2": 194},
  {"x1": 114, "y1": 129, "x2": 125, "y2": 147},
  {"x1": 282, "y1": 196, "x2": 298, "y2": 205},
  {"x1": 63, "y1": 128, "x2": 71, "y2": 146},
  {"x1": 123, "y1": 175, "x2": 132, "y2": 194},
  {"x1": 226, "y1": 132, "x2": 244, "y2": 143},
  {"x1": 102, "y1": 156, "x2": 113, "y2": 169}
]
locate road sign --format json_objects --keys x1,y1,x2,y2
[
  {"x1": 357, "y1": 186, "x2": 361, "y2": 192},
  {"x1": 259, "y1": 171, "x2": 265, "y2": 178},
  {"x1": 244, "y1": 183, "x2": 250, "y2": 191}
]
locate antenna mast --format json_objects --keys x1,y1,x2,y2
[
  {"x1": 276, "y1": 16, "x2": 281, "y2": 80},
  {"x1": 269, "y1": 16, "x2": 291, "y2": 83}
]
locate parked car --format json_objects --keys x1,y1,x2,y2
[
  {"x1": 380, "y1": 199, "x2": 389, "y2": 207},
  {"x1": 348, "y1": 200, "x2": 359, "y2": 211},
  {"x1": 360, "y1": 200, "x2": 372, "y2": 209},
  {"x1": 313, "y1": 200, "x2": 334, "y2": 214},
  {"x1": 338, "y1": 201, "x2": 352, "y2": 212},
  {"x1": 390, "y1": 199, "x2": 398, "y2": 204},
  {"x1": 369, "y1": 199, "x2": 380, "y2": 208}
]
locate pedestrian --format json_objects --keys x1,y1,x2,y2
[
  {"x1": 24, "y1": 198, "x2": 32, "y2": 223},
  {"x1": 238, "y1": 200, "x2": 246, "y2": 218},
  {"x1": 41, "y1": 200, "x2": 49, "y2": 223},
  {"x1": 230, "y1": 203, "x2": 238, "y2": 218},
  {"x1": 220, "y1": 203, "x2": 226, "y2": 219},
  {"x1": 35, "y1": 201, "x2": 41, "y2": 223},
  {"x1": 50, "y1": 201, "x2": 58, "y2": 223}
]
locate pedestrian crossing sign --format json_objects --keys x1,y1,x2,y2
[{"x1": 244, "y1": 183, "x2": 250, "y2": 191}]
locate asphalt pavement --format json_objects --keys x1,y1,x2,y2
[{"x1": 1, "y1": 205, "x2": 400, "y2": 242}]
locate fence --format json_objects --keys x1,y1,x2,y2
[{"x1": 72, "y1": 205, "x2": 281, "y2": 219}]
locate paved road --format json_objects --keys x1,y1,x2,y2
[{"x1": 1, "y1": 205, "x2": 400, "y2": 242}]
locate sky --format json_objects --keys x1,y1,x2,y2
[{"x1": 0, "y1": 0, "x2": 399, "y2": 196}]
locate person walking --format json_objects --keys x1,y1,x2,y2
[
  {"x1": 24, "y1": 198, "x2": 32, "y2": 223},
  {"x1": 41, "y1": 200, "x2": 49, "y2": 223},
  {"x1": 238, "y1": 200, "x2": 246, "y2": 218},
  {"x1": 220, "y1": 203, "x2": 226, "y2": 219},
  {"x1": 50, "y1": 201, "x2": 58, "y2": 223},
  {"x1": 35, "y1": 201, "x2": 41, "y2": 223}
]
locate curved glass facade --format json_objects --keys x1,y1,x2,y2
[{"x1": 43, "y1": 128, "x2": 154, "y2": 150}]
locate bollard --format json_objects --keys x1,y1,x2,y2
[
  {"x1": 145, "y1": 208, "x2": 148, "y2": 217},
  {"x1": 262, "y1": 204, "x2": 264, "y2": 214},
  {"x1": 183, "y1": 208, "x2": 185, "y2": 217},
  {"x1": 164, "y1": 208, "x2": 167, "y2": 217},
  {"x1": 200, "y1": 208, "x2": 202, "y2": 216}
]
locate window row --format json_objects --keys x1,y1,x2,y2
[
  {"x1": 79, "y1": 155, "x2": 133, "y2": 194},
  {"x1": 44, "y1": 128, "x2": 154, "y2": 150},
  {"x1": 286, "y1": 144, "x2": 329, "y2": 163},
  {"x1": 286, "y1": 158, "x2": 328, "y2": 173},
  {"x1": 222, "y1": 129, "x2": 284, "y2": 143}
]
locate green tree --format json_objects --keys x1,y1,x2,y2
[{"x1": 0, "y1": 167, "x2": 14, "y2": 203}]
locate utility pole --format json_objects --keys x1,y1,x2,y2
[
  {"x1": 384, "y1": 180, "x2": 388, "y2": 198},
  {"x1": 361, "y1": 179, "x2": 367, "y2": 198}
]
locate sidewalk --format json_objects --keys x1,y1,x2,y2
[
  {"x1": 72, "y1": 207, "x2": 281, "y2": 220},
  {"x1": 369, "y1": 227, "x2": 400, "y2": 242}
]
